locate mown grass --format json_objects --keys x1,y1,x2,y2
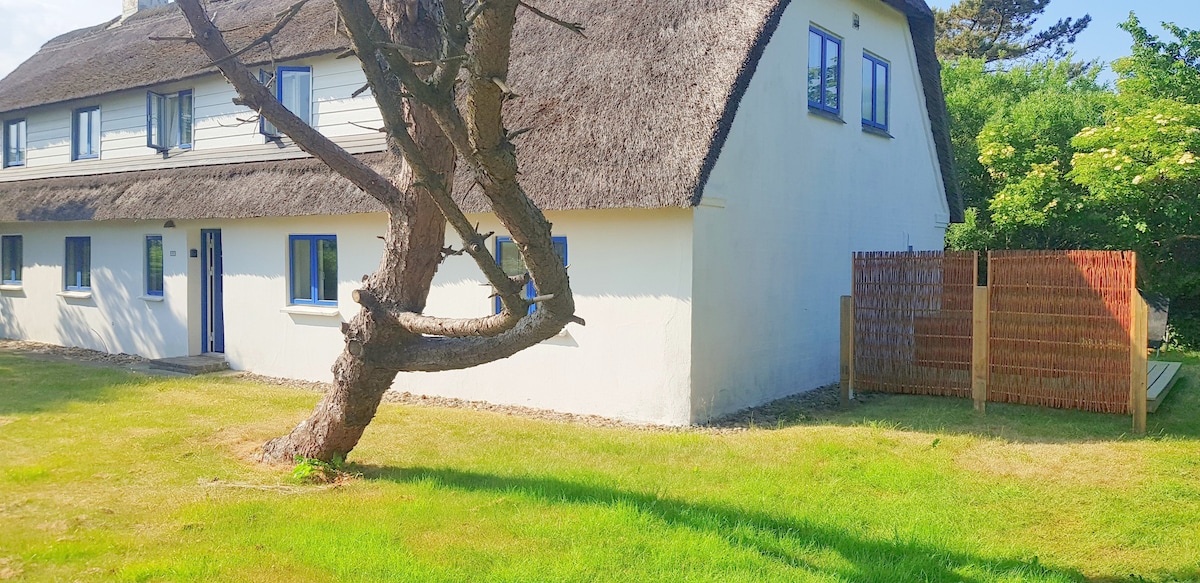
[{"x1": 0, "y1": 352, "x2": 1198, "y2": 582}]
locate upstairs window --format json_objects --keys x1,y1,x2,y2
[
  {"x1": 807, "y1": 27, "x2": 842, "y2": 115},
  {"x1": 72, "y1": 107, "x2": 100, "y2": 160},
  {"x1": 145, "y1": 235, "x2": 164, "y2": 297},
  {"x1": 261, "y1": 66, "x2": 312, "y2": 137},
  {"x1": 65, "y1": 237, "x2": 91, "y2": 291},
  {"x1": 147, "y1": 90, "x2": 193, "y2": 151},
  {"x1": 3, "y1": 119, "x2": 25, "y2": 168},
  {"x1": 1, "y1": 235, "x2": 21, "y2": 285},
  {"x1": 289, "y1": 235, "x2": 337, "y2": 306},
  {"x1": 494, "y1": 236, "x2": 568, "y2": 315},
  {"x1": 862, "y1": 54, "x2": 890, "y2": 132}
]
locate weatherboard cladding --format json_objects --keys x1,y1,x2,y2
[{"x1": 0, "y1": 0, "x2": 961, "y2": 222}]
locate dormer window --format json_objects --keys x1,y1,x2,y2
[
  {"x1": 147, "y1": 90, "x2": 193, "y2": 152},
  {"x1": 260, "y1": 66, "x2": 312, "y2": 138},
  {"x1": 3, "y1": 119, "x2": 24, "y2": 168},
  {"x1": 72, "y1": 107, "x2": 100, "y2": 160}
]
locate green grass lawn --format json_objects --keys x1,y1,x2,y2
[{"x1": 1, "y1": 353, "x2": 1199, "y2": 583}]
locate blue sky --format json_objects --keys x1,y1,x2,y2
[{"x1": 925, "y1": 0, "x2": 1193, "y2": 84}]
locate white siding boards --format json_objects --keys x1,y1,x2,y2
[{"x1": 0, "y1": 54, "x2": 385, "y2": 180}]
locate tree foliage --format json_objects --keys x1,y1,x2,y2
[
  {"x1": 945, "y1": 14, "x2": 1200, "y2": 299},
  {"x1": 933, "y1": 0, "x2": 1090, "y2": 63}
]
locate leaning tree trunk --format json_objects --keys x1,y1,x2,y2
[
  {"x1": 177, "y1": 0, "x2": 580, "y2": 464},
  {"x1": 260, "y1": 3, "x2": 453, "y2": 463}
]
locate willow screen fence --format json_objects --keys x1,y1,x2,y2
[{"x1": 842, "y1": 250, "x2": 1148, "y2": 432}]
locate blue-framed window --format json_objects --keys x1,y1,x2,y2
[
  {"x1": 261, "y1": 66, "x2": 312, "y2": 137},
  {"x1": 64, "y1": 237, "x2": 91, "y2": 291},
  {"x1": 807, "y1": 27, "x2": 842, "y2": 115},
  {"x1": 494, "y1": 236, "x2": 567, "y2": 315},
  {"x1": 145, "y1": 235, "x2": 164, "y2": 297},
  {"x1": 72, "y1": 106, "x2": 100, "y2": 160},
  {"x1": 862, "y1": 53, "x2": 890, "y2": 131},
  {"x1": 147, "y1": 90, "x2": 193, "y2": 151},
  {"x1": 1, "y1": 235, "x2": 21, "y2": 284},
  {"x1": 289, "y1": 235, "x2": 337, "y2": 305},
  {"x1": 3, "y1": 119, "x2": 25, "y2": 168}
]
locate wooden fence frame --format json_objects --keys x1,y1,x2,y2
[{"x1": 841, "y1": 251, "x2": 1149, "y2": 434}]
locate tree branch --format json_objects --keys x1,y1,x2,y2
[
  {"x1": 175, "y1": 0, "x2": 402, "y2": 206},
  {"x1": 517, "y1": 1, "x2": 585, "y2": 37}
]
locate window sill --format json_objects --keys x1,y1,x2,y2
[
  {"x1": 0, "y1": 283, "x2": 22, "y2": 292},
  {"x1": 58, "y1": 290, "x2": 93, "y2": 300},
  {"x1": 808, "y1": 107, "x2": 845, "y2": 124},
  {"x1": 140, "y1": 295, "x2": 165, "y2": 302},
  {"x1": 862, "y1": 125, "x2": 894, "y2": 139},
  {"x1": 281, "y1": 305, "x2": 341, "y2": 317}
]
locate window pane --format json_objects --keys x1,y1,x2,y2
[
  {"x1": 4, "y1": 121, "x2": 23, "y2": 166},
  {"x1": 876, "y1": 62, "x2": 889, "y2": 127},
  {"x1": 808, "y1": 31, "x2": 823, "y2": 105},
  {"x1": 146, "y1": 236, "x2": 163, "y2": 295},
  {"x1": 165, "y1": 94, "x2": 180, "y2": 147},
  {"x1": 825, "y1": 38, "x2": 840, "y2": 110},
  {"x1": 498, "y1": 240, "x2": 525, "y2": 277},
  {"x1": 80, "y1": 239, "x2": 91, "y2": 288},
  {"x1": 2, "y1": 235, "x2": 20, "y2": 283},
  {"x1": 148, "y1": 93, "x2": 163, "y2": 148},
  {"x1": 317, "y1": 238, "x2": 337, "y2": 302},
  {"x1": 862, "y1": 57, "x2": 874, "y2": 122},
  {"x1": 66, "y1": 238, "x2": 91, "y2": 289},
  {"x1": 280, "y1": 69, "x2": 312, "y2": 124},
  {"x1": 291, "y1": 238, "x2": 312, "y2": 301},
  {"x1": 179, "y1": 92, "x2": 193, "y2": 146}
]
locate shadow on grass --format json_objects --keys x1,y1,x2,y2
[
  {"x1": 0, "y1": 352, "x2": 138, "y2": 415},
  {"x1": 358, "y1": 465, "x2": 1084, "y2": 583},
  {"x1": 717, "y1": 367, "x2": 1200, "y2": 445}
]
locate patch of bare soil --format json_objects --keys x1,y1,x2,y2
[{"x1": 0, "y1": 339, "x2": 146, "y2": 366}]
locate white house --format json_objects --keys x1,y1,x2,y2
[{"x1": 0, "y1": 0, "x2": 961, "y2": 424}]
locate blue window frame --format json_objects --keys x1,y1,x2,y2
[
  {"x1": 289, "y1": 235, "x2": 337, "y2": 305},
  {"x1": 862, "y1": 53, "x2": 890, "y2": 131},
  {"x1": 145, "y1": 235, "x2": 164, "y2": 297},
  {"x1": 3, "y1": 119, "x2": 25, "y2": 168},
  {"x1": 1, "y1": 235, "x2": 21, "y2": 284},
  {"x1": 147, "y1": 90, "x2": 193, "y2": 151},
  {"x1": 807, "y1": 27, "x2": 842, "y2": 115},
  {"x1": 64, "y1": 237, "x2": 91, "y2": 291},
  {"x1": 261, "y1": 66, "x2": 312, "y2": 137},
  {"x1": 72, "y1": 106, "x2": 100, "y2": 160},
  {"x1": 494, "y1": 236, "x2": 567, "y2": 315}
]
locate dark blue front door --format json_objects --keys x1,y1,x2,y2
[{"x1": 200, "y1": 229, "x2": 225, "y2": 353}]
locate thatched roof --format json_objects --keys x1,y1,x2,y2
[
  {"x1": 0, "y1": 0, "x2": 343, "y2": 114},
  {"x1": 0, "y1": 0, "x2": 961, "y2": 222},
  {"x1": 0, "y1": 155, "x2": 387, "y2": 222}
]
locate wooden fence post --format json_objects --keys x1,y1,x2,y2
[
  {"x1": 840, "y1": 295, "x2": 855, "y2": 407},
  {"x1": 1130, "y1": 294, "x2": 1148, "y2": 434},
  {"x1": 972, "y1": 285, "x2": 989, "y2": 413}
]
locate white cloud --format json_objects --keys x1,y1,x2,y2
[{"x1": 0, "y1": 0, "x2": 121, "y2": 79}]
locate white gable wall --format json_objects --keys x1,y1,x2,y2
[{"x1": 690, "y1": 0, "x2": 949, "y2": 420}]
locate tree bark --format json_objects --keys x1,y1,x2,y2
[{"x1": 259, "y1": 3, "x2": 453, "y2": 463}]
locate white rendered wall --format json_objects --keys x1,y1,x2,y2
[
  {"x1": 394, "y1": 209, "x2": 695, "y2": 425},
  {"x1": 690, "y1": 0, "x2": 950, "y2": 421},
  {"x1": 0, "y1": 221, "x2": 190, "y2": 358},
  {"x1": 127, "y1": 209, "x2": 693, "y2": 425}
]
